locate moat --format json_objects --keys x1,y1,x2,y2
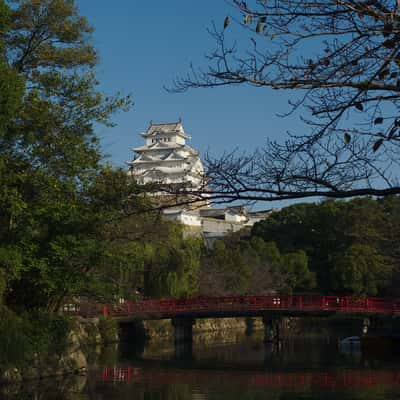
[{"x1": 2, "y1": 325, "x2": 400, "y2": 400}]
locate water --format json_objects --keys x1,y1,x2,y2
[{"x1": 2, "y1": 329, "x2": 400, "y2": 400}]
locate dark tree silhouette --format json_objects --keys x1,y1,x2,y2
[{"x1": 169, "y1": 0, "x2": 400, "y2": 203}]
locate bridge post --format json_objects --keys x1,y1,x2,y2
[
  {"x1": 102, "y1": 305, "x2": 109, "y2": 318},
  {"x1": 362, "y1": 317, "x2": 370, "y2": 335}
]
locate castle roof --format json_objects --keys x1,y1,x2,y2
[
  {"x1": 132, "y1": 141, "x2": 183, "y2": 152},
  {"x1": 127, "y1": 151, "x2": 189, "y2": 165},
  {"x1": 140, "y1": 121, "x2": 191, "y2": 139}
]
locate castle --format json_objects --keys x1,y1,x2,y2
[
  {"x1": 127, "y1": 121, "x2": 205, "y2": 189},
  {"x1": 127, "y1": 121, "x2": 271, "y2": 241}
]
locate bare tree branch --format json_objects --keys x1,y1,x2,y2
[{"x1": 166, "y1": 0, "x2": 400, "y2": 204}]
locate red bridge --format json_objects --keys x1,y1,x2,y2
[
  {"x1": 99, "y1": 295, "x2": 400, "y2": 320},
  {"x1": 71, "y1": 295, "x2": 400, "y2": 347}
]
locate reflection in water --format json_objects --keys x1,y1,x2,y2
[
  {"x1": 100, "y1": 366, "x2": 400, "y2": 388},
  {"x1": 2, "y1": 330, "x2": 400, "y2": 400}
]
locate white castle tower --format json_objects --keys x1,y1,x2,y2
[{"x1": 127, "y1": 121, "x2": 205, "y2": 191}]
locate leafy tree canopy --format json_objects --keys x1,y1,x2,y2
[
  {"x1": 0, "y1": 0, "x2": 136, "y2": 312},
  {"x1": 252, "y1": 196, "x2": 400, "y2": 295},
  {"x1": 199, "y1": 232, "x2": 313, "y2": 296}
]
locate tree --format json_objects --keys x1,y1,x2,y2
[
  {"x1": 129, "y1": 222, "x2": 202, "y2": 299},
  {"x1": 331, "y1": 243, "x2": 392, "y2": 295},
  {"x1": 0, "y1": 1, "x2": 22, "y2": 134},
  {"x1": 282, "y1": 251, "x2": 316, "y2": 292},
  {"x1": 252, "y1": 197, "x2": 398, "y2": 294},
  {"x1": 199, "y1": 233, "x2": 305, "y2": 295},
  {"x1": 0, "y1": 0, "x2": 136, "y2": 311},
  {"x1": 4, "y1": 0, "x2": 131, "y2": 176},
  {"x1": 200, "y1": 239, "x2": 252, "y2": 295},
  {"x1": 0, "y1": 0, "x2": 24, "y2": 304},
  {"x1": 170, "y1": 0, "x2": 400, "y2": 204}
]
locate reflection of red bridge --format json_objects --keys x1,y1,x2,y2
[
  {"x1": 98, "y1": 295, "x2": 400, "y2": 319},
  {"x1": 100, "y1": 367, "x2": 400, "y2": 388}
]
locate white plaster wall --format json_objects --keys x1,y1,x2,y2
[{"x1": 225, "y1": 213, "x2": 247, "y2": 223}]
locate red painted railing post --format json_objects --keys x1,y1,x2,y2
[{"x1": 103, "y1": 304, "x2": 109, "y2": 318}]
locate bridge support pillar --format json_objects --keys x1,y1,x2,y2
[
  {"x1": 263, "y1": 316, "x2": 282, "y2": 343},
  {"x1": 369, "y1": 315, "x2": 394, "y2": 335},
  {"x1": 172, "y1": 318, "x2": 195, "y2": 360},
  {"x1": 172, "y1": 317, "x2": 195, "y2": 343},
  {"x1": 245, "y1": 317, "x2": 255, "y2": 336}
]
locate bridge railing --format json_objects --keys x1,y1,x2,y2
[{"x1": 101, "y1": 295, "x2": 400, "y2": 318}]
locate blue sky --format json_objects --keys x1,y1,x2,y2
[{"x1": 77, "y1": 1, "x2": 302, "y2": 209}]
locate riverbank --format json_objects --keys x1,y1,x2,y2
[{"x1": 0, "y1": 316, "x2": 119, "y2": 385}]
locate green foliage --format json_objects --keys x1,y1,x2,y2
[
  {"x1": 142, "y1": 225, "x2": 203, "y2": 299},
  {"x1": 91, "y1": 215, "x2": 204, "y2": 301},
  {"x1": 331, "y1": 244, "x2": 392, "y2": 295},
  {"x1": 98, "y1": 317, "x2": 119, "y2": 344},
  {"x1": 0, "y1": 307, "x2": 31, "y2": 370},
  {"x1": 210, "y1": 240, "x2": 252, "y2": 294},
  {"x1": 0, "y1": 0, "x2": 138, "y2": 312},
  {"x1": 282, "y1": 250, "x2": 316, "y2": 292},
  {"x1": 0, "y1": 0, "x2": 24, "y2": 134},
  {"x1": 253, "y1": 197, "x2": 400, "y2": 295},
  {"x1": 0, "y1": 307, "x2": 71, "y2": 371},
  {"x1": 200, "y1": 233, "x2": 295, "y2": 296}
]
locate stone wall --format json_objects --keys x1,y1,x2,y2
[
  {"x1": 141, "y1": 317, "x2": 264, "y2": 342},
  {"x1": 0, "y1": 317, "x2": 108, "y2": 384}
]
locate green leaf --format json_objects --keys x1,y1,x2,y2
[{"x1": 344, "y1": 132, "x2": 351, "y2": 144}]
